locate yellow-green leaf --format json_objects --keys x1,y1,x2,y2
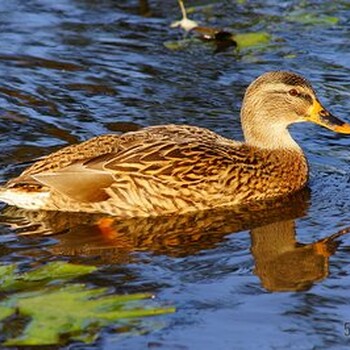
[
  {"x1": 0, "y1": 305, "x2": 13, "y2": 321},
  {"x1": 4, "y1": 284, "x2": 175, "y2": 346},
  {"x1": 233, "y1": 32, "x2": 271, "y2": 49},
  {"x1": 0, "y1": 261, "x2": 96, "y2": 291},
  {"x1": 286, "y1": 12, "x2": 339, "y2": 25}
]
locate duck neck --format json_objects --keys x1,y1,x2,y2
[
  {"x1": 241, "y1": 103, "x2": 302, "y2": 153},
  {"x1": 242, "y1": 122, "x2": 302, "y2": 151},
  {"x1": 240, "y1": 90, "x2": 303, "y2": 151}
]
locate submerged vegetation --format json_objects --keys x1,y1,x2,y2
[
  {"x1": 167, "y1": 0, "x2": 272, "y2": 52},
  {"x1": 0, "y1": 262, "x2": 174, "y2": 346}
]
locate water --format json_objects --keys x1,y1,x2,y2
[{"x1": 0, "y1": 0, "x2": 350, "y2": 348}]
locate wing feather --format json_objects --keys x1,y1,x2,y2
[
  {"x1": 32, "y1": 163, "x2": 114, "y2": 202},
  {"x1": 10, "y1": 125, "x2": 248, "y2": 206}
]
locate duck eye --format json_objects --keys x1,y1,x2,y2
[{"x1": 288, "y1": 89, "x2": 299, "y2": 97}]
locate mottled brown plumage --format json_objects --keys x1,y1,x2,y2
[{"x1": 1, "y1": 71, "x2": 350, "y2": 216}]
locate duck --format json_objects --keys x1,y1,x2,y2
[{"x1": 1, "y1": 71, "x2": 350, "y2": 217}]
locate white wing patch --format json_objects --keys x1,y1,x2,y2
[{"x1": 0, "y1": 189, "x2": 50, "y2": 210}]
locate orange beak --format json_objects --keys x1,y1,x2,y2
[{"x1": 305, "y1": 99, "x2": 350, "y2": 134}]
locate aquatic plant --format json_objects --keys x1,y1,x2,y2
[{"x1": 0, "y1": 262, "x2": 175, "y2": 345}]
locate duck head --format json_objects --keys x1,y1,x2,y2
[{"x1": 241, "y1": 71, "x2": 350, "y2": 149}]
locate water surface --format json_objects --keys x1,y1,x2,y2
[{"x1": 0, "y1": 0, "x2": 350, "y2": 349}]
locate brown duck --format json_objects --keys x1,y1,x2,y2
[{"x1": 1, "y1": 71, "x2": 350, "y2": 217}]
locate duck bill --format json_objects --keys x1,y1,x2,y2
[{"x1": 306, "y1": 99, "x2": 350, "y2": 134}]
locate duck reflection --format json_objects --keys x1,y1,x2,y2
[
  {"x1": 0, "y1": 188, "x2": 346, "y2": 292},
  {"x1": 139, "y1": 0, "x2": 150, "y2": 16},
  {"x1": 251, "y1": 220, "x2": 338, "y2": 292}
]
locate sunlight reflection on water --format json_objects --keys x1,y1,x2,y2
[{"x1": 0, "y1": 0, "x2": 350, "y2": 348}]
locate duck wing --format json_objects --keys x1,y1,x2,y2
[
  {"x1": 26, "y1": 137, "x2": 242, "y2": 203},
  {"x1": 7, "y1": 125, "x2": 245, "y2": 205}
]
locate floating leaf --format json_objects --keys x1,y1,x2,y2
[
  {"x1": 0, "y1": 262, "x2": 175, "y2": 345},
  {"x1": 164, "y1": 39, "x2": 193, "y2": 51},
  {"x1": 0, "y1": 264, "x2": 17, "y2": 289},
  {"x1": 22, "y1": 261, "x2": 96, "y2": 283},
  {"x1": 233, "y1": 32, "x2": 271, "y2": 49},
  {"x1": 284, "y1": 53, "x2": 297, "y2": 59},
  {"x1": 165, "y1": 31, "x2": 270, "y2": 52},
  {"x1": 286, "y1": 12, "x2": 339, "y2": 25},
  {"x1": 0, "y1": 305, "x2": 13, "y2": 322},
  {"x1": 3, "y1": 285, "x2": 175, "y2": 346},
  {"x1": 0, "y1": 261, "x2": 97, "y2": 291}
]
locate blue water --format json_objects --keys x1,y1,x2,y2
[{"x1": 0, "y1": 0, "x2": 350, "y2": 349}]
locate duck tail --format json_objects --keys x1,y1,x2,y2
[{"x1": 0, "y1": 186, "x2": 50, "y2": 210}]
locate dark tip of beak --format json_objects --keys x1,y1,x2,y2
[{"x1": 320, "y1": 110, "x2": 345, "y2": 127}]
